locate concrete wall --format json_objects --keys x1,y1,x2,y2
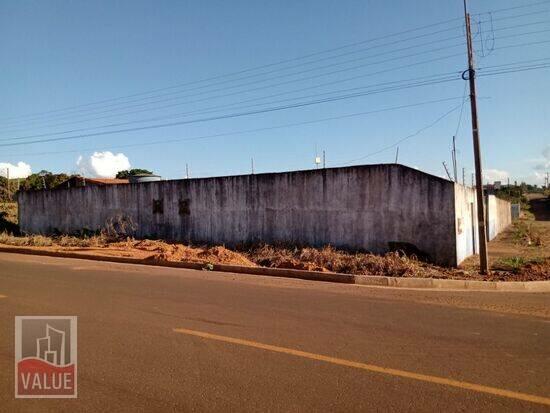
[
  {"x1": 453, "y1": 184, "x2": 479, "y2": 265},
  {"x1": 18, "y1": 164, "x2": 460, "y2": 265},
  {"x1": 486, "y1": 195, "x2": 512, "y2": 241}
]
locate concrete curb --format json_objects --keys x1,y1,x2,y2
[{"x1": 0, "y1": 245, "x2": 548, "y2": 292}]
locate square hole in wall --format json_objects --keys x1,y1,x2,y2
[
  {"x1": 153, "y1": 199, "x2": 164, "y2": 214},
  {"x1": 179, "y1": 198, "x2": 190, "y2": 216}
]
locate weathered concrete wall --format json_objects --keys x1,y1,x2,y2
[
  {"x1": 18, "y1": 164, "x2": 459, "y2": 265},
  {"x1": 453, "y1": 184, "x2": 479, "y2": 265},
  {"x1": 486, "y1": 195, "x2": 512, "y2": 241}
]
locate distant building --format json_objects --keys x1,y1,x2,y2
[
  {"x1": 128, "y1": 174, "x2": 161, "y2": 184},
  {"x1": 56, "y1": 176, "x2": 129, "y2": 189},
  {"x1": 483, "y1": 183, "x2": 495, "y2": 195}
]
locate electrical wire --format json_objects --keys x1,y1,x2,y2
[
  {"x1": 2, "y1": 3, "x2": 547, "y2": 125},
  {"x1": 4, "y1": 34, "x2": 549, "y2": 143},
  {"x1": 334, "y1": 102, "x2": 467, "y2": 166},
  {"x1": 454, "y1": 82, "x2": 468, "y2": 137},
  {"x1": 2, "y1": 74, "x2": 462, "y2": 142},
  {"x1": 1, "y1": 29, "x2": 468, "y2": 130},
  {"x1": 0, "y1": 77, "x2": 466, "y2": 147},
  {"x1": 2, "y1": 96, "x2": 466, "y2": 158},
  {"x1": 0, "y1": 18, "x2": 466, "y2": 123},
  {"x1": 2, "y1": 13, "x2": 546, "y2": 131},
  {"x1": 2, "y1": 59, "x2": 548, "y2": 151}
]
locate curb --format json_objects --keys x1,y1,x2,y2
[{"x1": 0, "y1": 245, "x2": 548, "y2": 292}]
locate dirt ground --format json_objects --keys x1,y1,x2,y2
[
  {"x1": 0, "y1": 196, "x2": 548, "y2": 281},
  {"x1": 461, "y1": 193, "x2": 549, "y2": 280}
]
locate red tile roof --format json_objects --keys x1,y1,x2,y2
[{"x1": 84, "y1": 178, "x2": 129, "y2": 185}]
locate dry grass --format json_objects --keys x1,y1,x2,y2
[
  {"x1": 0, "y1": 232, "x2": 106, "y2": 248},
  {"x1": 56, "y1": 234, "x2": 106, "y2": 248},
  {"x1": 243, "y1": 244, "x2": 453, "y2": 278},
  {"x1": 0, "y1": 231, "x2": 546, "y2": 280},
  {"x1": 512, "y1": 221, "x2": 544, "y2": 247},
  {"x1": 0, "y1": 202, "x2": 17, "y2": 224},
  {"x1": 0, "y1": 232, "x2": 53, "y2": 247}
]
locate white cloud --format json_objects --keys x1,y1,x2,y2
[
  {"x1": 484, "y1": 168, "x2": 509, "y2": 183},
  {"x1": 0, "y1": 161, "x2": 32, "y2": 179},
  {"x1": 76, "y1": 151, "x2": 130, "y2": 178}
]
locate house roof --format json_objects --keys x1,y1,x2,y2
[
  {"x1": 55, "y1": 176, "x2": 129, "y2": 188},
  {"x1": 84, "y1": 178, "x2": 129, "y2": 185}
]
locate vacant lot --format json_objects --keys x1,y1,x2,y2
[
  {"x1": 462, "y1": 193, "x2": 549, "y2": 280},
  {"x1": 1, "y1": 196, "x2": 548, "y2": 281}
]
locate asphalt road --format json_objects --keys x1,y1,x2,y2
[{"x1": 1, "y1": 252, "x2": 549, "y2": 412}]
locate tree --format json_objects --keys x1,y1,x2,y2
[
  {"x1": 116, "y1": 169, "x2": 153, "y2": 179},
  {"x1": 19, "y1": 171, "x2": 70, "y2": 191}
]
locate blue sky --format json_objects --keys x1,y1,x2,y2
[{"x1": 0, "y1": 0, "x2": 548, "y2": 184}]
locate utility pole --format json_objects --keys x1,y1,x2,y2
[
  {"x1": 322, "y1": 150, "x2": 326, "y2": 169},
  {"x1": 452, "y1": 136, "x2": 458, "y2": 182},
  {"x1": 462, "y1": 167, "x2": 465, "y2": 186},
  {"x1": 185, "y1": 163, "x2": 190, "y2": 179},
  {"x1": 251, "y1": 158, "x2": 255, "y2": 175},
  {"x1": 6, "y1": 168, "x2": 10, "y2": 200},
  {"x1": 394, "y1": 147, "x2": 399, "y2": 164},
  {"x1": 442, "y1": 161, "x2": 453, "y2": 181},
  {"x1": 463, "y1": 0, "x2": 489, "y2": 274}
]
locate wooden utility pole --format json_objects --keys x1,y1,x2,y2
[
  {"x1": 322, "y1": 150, "x2": 326, "y2": 168},
  {"x1": 394, "y1": 147, "x2": 399, "y2": 164},
  {"x1": 463, "y1": 0, "x2": 489, "y2": 274},
  {"x1": 251, "y1": 158, "x2": 255, "y2": 175},
  {"x1": 6, "y1": 168, "x2": 10, "y2": 200},
  {"x1": 462, "y1": 167, "x2": 465, "y2": 186}
]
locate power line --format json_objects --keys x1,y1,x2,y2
[
  {"x1": 478, "y1": 62, "x2": 550, "y2": 76},
  {"x1": 335, "y1": 102, "x2": 466, "y2": 166},
  {"x1": 0, "y1": 78, "x2": 465, "y2": 147},
  {"x1": 2, "y1": 55, "x2": 469, "y2": 141},
  {"x1": 454, "y1": 82, "x2": 468, "y2": 137},
  {"x1": 1, "y1": 29, "x2": 469, "y2": 130},
  {"x1": 0, "y1": 17, "x2": 465, "y2": 123},
  {"x1": 2, "y1": 96, "x2": 466, "y2": 157},
  {"x1": 0, "y1": 39, "x2": 467, "y2": 132},
  {"x1": 2, "y1": 64, "x2": 546, "y2": 163},
  {"x1": 1, "y1": 3, "x2": 546, "y2": 125},
  {"x1": 2, "y1": 12, "x2": 545, "y2": 130},
  {"x1": 473, "y1": 0, "x2": 550, "y2": 16},
  {"x1": 2, "y1": 73, "x2": 462, "y2": 142},
  {"x1": 4, "y1": 37, "x2": 549, "y2": 144},
  {"x1": 2, "y1": 56, "x2": 549, "y2": 148},
  {"x1": 4, "y1": 24, "x2": 549, "y2": 141}
]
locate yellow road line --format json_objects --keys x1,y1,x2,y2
[{"x1": 173, "y1": 327, "x2": 550, "y2": 406}]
